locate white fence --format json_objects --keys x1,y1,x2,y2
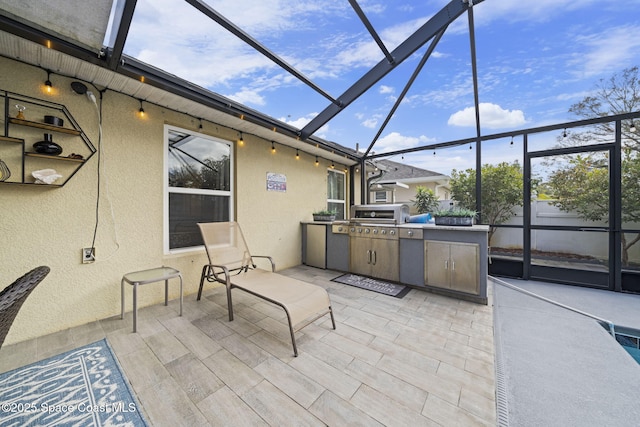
[{"x1": 491, "y1": 200, "x2": 640, "y2": 262}]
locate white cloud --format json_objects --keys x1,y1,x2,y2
[
  {"x1": 472, "y1": 0, "x2": 601, "y2": 26},
  {"x1": 227, "y1": 89, "x2": 266, "y2": 107},
  {"x1": 379, "y1": 85, "x2": 395, "y2": 94},
  {"x1": 362, "y1": 118, "x2": 378, "y2": 129},
  {"x1": 448, "y1": 103, "x2": 526, "y2": 129},
  {"x1": 570, "y1": 24, "x2": 640, "y2": 78},
  {"x1": 374, "y1": 132, "x2": 436, "y2": 153},
  {"x1": 280, "y1": 113, "x2": 316, "y2": 129}
]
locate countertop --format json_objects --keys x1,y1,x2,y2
[{"x1": 301, "y1": 221, "x2": 489, "y2": 232}]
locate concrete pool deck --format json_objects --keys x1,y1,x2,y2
[{"x1": 492, "y1": 277, "x2": 640, "y2": 426}]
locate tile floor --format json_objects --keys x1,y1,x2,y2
[{"x1": 0, "y1": 265, "x2": 496, "y2": 426}]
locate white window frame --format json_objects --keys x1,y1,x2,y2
[
  {"x1": 163, "y1": 124, "x2": 234, "y2": 254},
  {"x1": 327, "y1": 168, "x2": 346, "y2": 219},
  {"x1": 374, "y1": 190, "x2": 388, "y2": 203}
]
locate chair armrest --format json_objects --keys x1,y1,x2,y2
[
  {"x1": 252, "y1": 255, "x2": 276, "y2": 272},
  {"x1": 205, "y1": 264, "x2": 232, "y2": 286}
]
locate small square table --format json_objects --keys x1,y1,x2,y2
[{"x1": 121, "y1": 266, "x2": 183, "y2": 332}]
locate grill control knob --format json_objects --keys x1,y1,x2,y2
[
  {"x1": 365, "y1": 228, "x2": 370, "y2": 234},
  {"x1": 373, "y1": 229, "x2": 378, "y2": 234},
  {"x1": 390, "y1": 230, "x2": 396, "y2": 235},
  {"x1": 408, "y1": 231, "x2": 414, "y2": 237},
  {"x1": 338, "y1": 226, "x2": 343, "y2": 232},
  {"x1": 381, "y1": 229, "x2": 386, "y2": 234},
  {"x1": 350, "y1": 227, "x2": 355, "y2": 232}
]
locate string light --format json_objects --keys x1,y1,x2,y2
[
  {"x1": 563, "y1": 128, "x2": 567, "y2": 138},
  {"x1": 510, "y1": 136, "x2": 514, "y2": 146},
  {"x1": 138, "y1": 100, "x2": 145, "y2": 118},
  {"x1": 44, "y1": 70, "x2": 52, "y2": 94},
  {"x1": 331, "y1": 161, "x2": 335, "y2": 169},
  {"x1": 271, "y1": 141, "x2": 276, "y2": 153},
  {"x1": 238, "y1": 132, "x2": 244, "y2": 146},
  {"x1": 198, "y1": 119, "x2": 203, "y2": 130},
  {"x1": 295, "y1": 149, "x2": 300, "y2": 159},
  {"x1": 315, "y1": 156, "x2": 319, "y2": 166},
  {"x1": 630, "y1": 121, "x2": 637, "y2": 133}
]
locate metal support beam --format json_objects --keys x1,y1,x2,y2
[
  {"x1": 363, "y1": 28, "x2": 447, "y2": 158},
  {"x1": 348, "y1": 0, "x2": 394, "y2": 65},
  {"x1": 468, "y1": 5, "x2": 483, "y2": 222},
  {"x1": 300, "y1": 0, "x2": 479, "y2": 139},
  {"x1": 104, "y1": 0, "x2": 138, "y2": 70},
  {"x1": 184, "y1": 0, "x2": 338, "y2": 106}
]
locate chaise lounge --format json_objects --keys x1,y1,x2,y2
[{"x1": 197, "y1": 221, "x2": 335, "y2": 356}]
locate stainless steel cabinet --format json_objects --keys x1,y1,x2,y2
[
  {"x1": 305, "y1": 224, "x2": 327, "y2": 268},
  {"x1": 425, "y1": 240, "x2": 479, "y2": 294},
  {"x1": 350, "y1": 228, "x2": 399, "y2": 282}
]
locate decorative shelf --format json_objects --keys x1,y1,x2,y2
[
  {"x1": 0, "y1": 89, "x2": 96, "y2": 187},
  {"x1": 25, "y1": 152, "x2": 86, "y2": 163},
  {"x1": 0, "y1": 135, "x2": 24, "y2": 143},
  {"x1": 9, "y1": 118, "x2": 81, "y2": 135}
]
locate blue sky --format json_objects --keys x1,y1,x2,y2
[{"x1": 123, "y1": 0, "x2": 640, "y2": 175}]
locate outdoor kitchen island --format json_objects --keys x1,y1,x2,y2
[{"x1": 302, "y1": 220, "x2": 489, "y2": 305}]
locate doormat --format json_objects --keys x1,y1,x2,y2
[
  {"x1": 332, "y1": 274, "x2": 410, "y2": 298},
  {"x1": 0, "y1": 338, "x2": 147, "y2": 426}
]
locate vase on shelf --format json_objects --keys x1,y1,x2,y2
[{"x1": 33, "y1": 133, "x2": 63, "y2": 155}]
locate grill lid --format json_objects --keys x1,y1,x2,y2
[{"x1": 350, "y1": 204, "x2": 410, "y2": 224}]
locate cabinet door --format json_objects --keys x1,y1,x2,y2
[
  {"x1": 449, "y1": 243, "x2": 479, "y2": 294},
  {"x1": 349, "y1": 236, "x2": 371, "y2": 276},
  {"x1": 425, "y1": 241, "x2": 451, "y2": 289},
  {"x1": 305, "y1": 224, "x2": 326, "y2": 268},
  {"x1": 371, "y1": 239, "x2": 399, "y2": 282}
]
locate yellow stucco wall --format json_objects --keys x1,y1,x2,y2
[{"x1": 0, "y1": 57, "x2": 348, "y2": 345}]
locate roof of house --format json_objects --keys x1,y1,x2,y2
[{"x1": 373, "y1": 159, "x2": 449, "y2": 182}]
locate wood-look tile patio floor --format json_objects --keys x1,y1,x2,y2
[{"x1": 0, "y1": 265, "x2": 496, "y2": 426}]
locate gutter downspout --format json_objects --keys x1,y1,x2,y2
[{"x1": 366, "y1": 169, "x2": 384, "y2": 204}]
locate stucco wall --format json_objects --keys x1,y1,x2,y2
[{"x1": 0, "y1": 57, "x2": 347, "y2": 345}]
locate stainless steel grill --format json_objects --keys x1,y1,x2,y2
[{"x1": 349, "y1": 204, "x2": 410, "y2": 225}]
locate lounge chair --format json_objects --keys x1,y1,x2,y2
[
  {"x1": 0, "y1": 266, "x2": 50, "y2": 348},
  {"x1": 197, "y1": 222, "x2": 335, "y2": 356}
]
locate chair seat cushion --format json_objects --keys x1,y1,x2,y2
[{"x1": 230, "y1": 268, "x2": 331, "y2": 327}]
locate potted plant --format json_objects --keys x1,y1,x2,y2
[
  {"x1": 432, "y1": 208, "x2": 477, "y2": 226},
  {"x1": 313, "y1": 209, "x2": 337, "y2": 222}
]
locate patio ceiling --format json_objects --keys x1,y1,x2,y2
[{"x1": 0, "y1": 0, "x2": 482, "y2": 165}]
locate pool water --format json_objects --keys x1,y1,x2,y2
[
  {"x1": 615, "y1": 332, "x2": 640, "y2": 364},
  {"x1": 623, "y1": 345, "x2": 640, "y2": 364}
]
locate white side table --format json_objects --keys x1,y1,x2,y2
[{"x1": 121, "y1": 266, "x2": 183, "y2": 332}]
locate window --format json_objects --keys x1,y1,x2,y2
[
  {"x1": 327, "y1": 169, "x2": 346, "y2": 219},
  {"x1": 164, "y1": 125, "x2": 233, "y2": 252},
  {"x1": 374, "y1": 190, "x2": 388, "y2": 203}
]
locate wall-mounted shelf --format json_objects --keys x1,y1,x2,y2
[
  {"x1": 25, "y1": 152, "x2": 86, "y2": 163},
  {"x1": 9, "y1": 118, "x2": 82, "y2": 135},
  {"x1": 0, "y1": 135, "x2": 23, "y2": 143},
  {"x1": 0, "y1": 89, "x2": 95, "y2": 187}
]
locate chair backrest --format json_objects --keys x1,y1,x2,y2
[
  {"x1": 198, "y1": 222, "x2": 253, "y2": 271},
  {"x1": 0, "y1": 266, "x2": 50, "y2": 348}
]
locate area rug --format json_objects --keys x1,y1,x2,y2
[
  {"x1": 0, "y1": 338, "x2": 147, "y2": 426},
  {"x1": 332, "y1": 274, "x2": 410, "y2": 298}
]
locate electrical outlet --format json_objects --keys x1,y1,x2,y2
[{"x1": 82, "y1": 247, "x2": 95, "y2": 264}]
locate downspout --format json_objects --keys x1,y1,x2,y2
[{"x1": 366, "y1": 169, "x2": 384, "y2": 204}]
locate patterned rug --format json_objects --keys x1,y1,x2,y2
[
  {"x1": 0, "y1": 338, "x2": 147, "y2": 426},
  {"x1": 332, "y1": 273, "x2": 410, "y2": 298}
]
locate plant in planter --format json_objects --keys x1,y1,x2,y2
[
  {"x1": 432, "y1": 208, "x2": 477, "y2": 226},
  {"x1": 312, "y1": 209, "x2": 337, "y2": 222}
]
